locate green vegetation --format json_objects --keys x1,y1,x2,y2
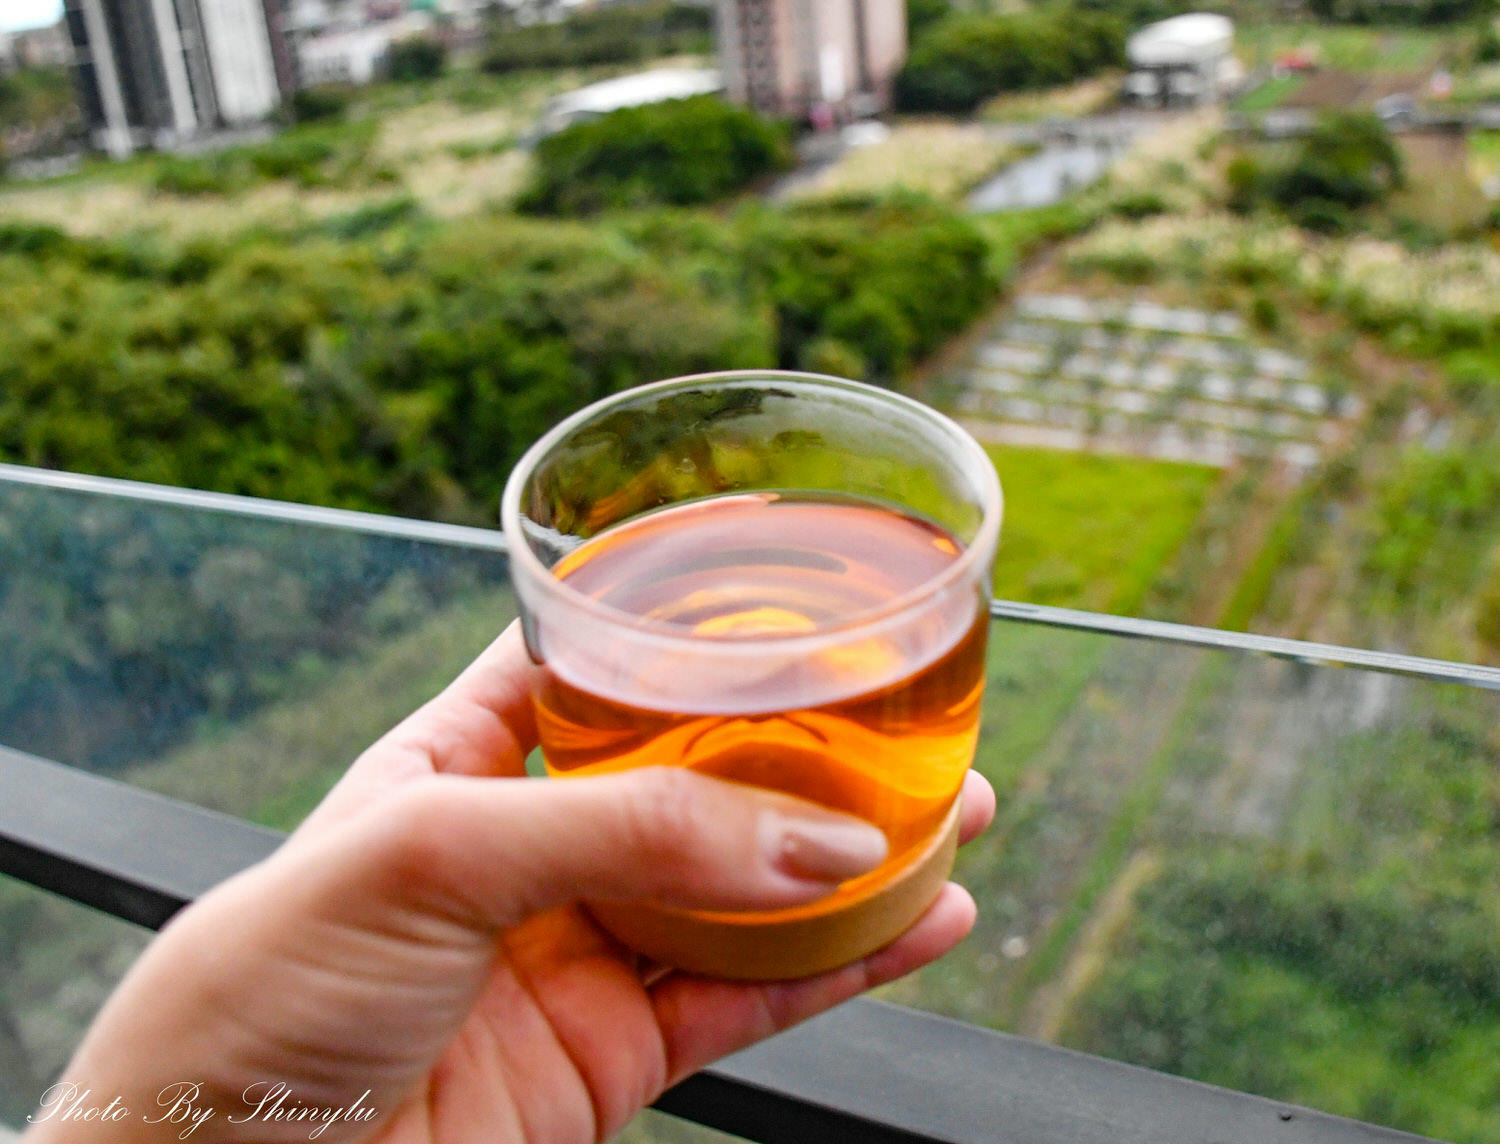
[
  {"x1": 387, "y1": 36, "x2": 449, "y2": 83},
  {"x1": 0, "y1": 64, "x2": 78, "y2": 151},
  {"x1": 894, "y1": 4, "x2": 1125, "y2": 114},
  {"x1": 0, "y1": 196, "x2": 994, "y2": 516},
  {"x1": 987, "y1": 445, "x2": 1219, "y2": 614},
  {"x1": 1305, "y1": 0, "x2": 1491, "y2": 24},
  {"x1": 1237, "y1": 21, "x2": 1448, "y2": 70},
  {"x1": 480, "y1": 1, "x2": 711, "y2": 73},
  {"x1": 1227, "y1": 111, "x2": 1405, "y2": 233},
  {"x1": 150, "y1": 119, "x2": 389, "y2": 195},
  {"x1": 519, "y1": 96, "x2": 791, "y2": 214},
  {"x1": 290, "y1": 84, "x2": 356, "y2": 123},
  {"x1": 1067, "y1": 682, "x2": 1500, "y2": 1143},
  {"x1": 1232, "y1": 73, "x2": 1306, "y2": 112}
]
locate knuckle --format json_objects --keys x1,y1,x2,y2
[
  {"x1": 364, "y1": 779, "x2": 459, "y2": 885},
  {"x1": 623, "y1": 768, "x2": 711, "y2": 864}
]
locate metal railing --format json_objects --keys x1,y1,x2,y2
[
  {"x1": 0, "y1": 744, "x2": 1433, "y2": 1143},
  {"x1": 0, "y1": 463, "x2": 1458, "y2": 1143}
]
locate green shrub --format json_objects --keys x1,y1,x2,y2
[
  {"x1": 518, "y1": 96, "x2": 791, "y2": 215},
  {"x1": 894, "y1": 4, "x2": 1125, "y2": 114},
  {"x1": 1250, "y1": 292, "x2": 1281, "y2": 333},
  {"x1": 387, "y1": 36, "x2": 447, "y2": 82},
  {"x1": 1308, "y1": 0, "x2": 1491, "y2": 22},
  {"x1": 1226, "y1": 112, "x2": 1404, "y2": 232},
  {"x1": 152, "y1": 155, "x2": 250, "y2": 196},
  {"x1": 291, "y1": 85, "x2": 354, "y2": 123},
  {"x1": 480, "y1": 1, "x2": 711, "y2": 72},
  {"x1": 1477, "y1": 19, "x2": 1500, "y2": 62}
]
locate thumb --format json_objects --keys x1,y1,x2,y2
[{"x1": 324, "y1": 769, "x2": 891, "y2": 929}]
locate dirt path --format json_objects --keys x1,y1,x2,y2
[{"x1": 1021, "y1": 850, "x2": 1161, "y2": 1041}]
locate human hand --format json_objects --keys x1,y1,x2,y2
[{"x1": 26, "y1": 621, "x2": 995, "y2": 1144}]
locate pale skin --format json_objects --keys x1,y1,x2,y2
[{"x1": 25, "y1": 622, "x2": 996, "y2": 1144}]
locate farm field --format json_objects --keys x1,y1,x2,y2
[
  {"x1": 1235, "y1": 22, "x2": 1446, "y2": 74},
  {"x1": 986, "y1": 443, "x2": 1220, "y2": 614}
]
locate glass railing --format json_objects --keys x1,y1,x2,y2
[{"x1": 3, "y1": 463, "x2": 1496, "y2": 1143}]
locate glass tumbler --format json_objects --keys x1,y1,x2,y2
[{"x1": 501, "y1": 371, "x2": 1001, "y2": 978}]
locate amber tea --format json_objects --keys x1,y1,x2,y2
[{"x1": 536, "y1": 492, "x2": 988, "y2": 919}]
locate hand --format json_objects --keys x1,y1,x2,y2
[{"x1": 26, "y1": 621, "x2": 995, "y2": 1144}]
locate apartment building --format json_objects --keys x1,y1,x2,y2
[
  {"x1": 716, "y1": 0, "x2": 905, "y2": 120},
  {"x1": 62, "y1": 0, "x2": 293, "y2": 156}
]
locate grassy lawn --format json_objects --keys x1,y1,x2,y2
[
  {"x1": 1233, "y1": 73, "x2": 1307, "y2": 112},
  {"x1": 1236, "y1": 23, "x2": 1446, "y2": 73},
  {"x1": 986, "y1": 444, "x2": 1220, "y2": 615},
  {"x1": 1469, "y1": 129, "x2": 1500, "y2": 191}
]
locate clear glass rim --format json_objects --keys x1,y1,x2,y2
[{"x1": 500, "y1": 370, "x2": 1003, "y2": 653}]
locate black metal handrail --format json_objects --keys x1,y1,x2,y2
[{"x1": 0, "y1": 745, "x2": 1437, "y2": 1144}]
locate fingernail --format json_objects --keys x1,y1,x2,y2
[{"x1": 767, "y1": 813, "x2": 889, "y2": 883}]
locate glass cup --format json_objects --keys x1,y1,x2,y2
[{"x1": 501, "y1": 371, "x2": 1001, "y2": 978}]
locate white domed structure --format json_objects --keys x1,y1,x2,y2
[{"x1": 1124, "y1": 13, "x2": 1236, "y2": 106}]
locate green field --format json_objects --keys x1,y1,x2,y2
[
  {"x1": 986, "y1": 444, "x2": 1220, "y2": 614},
  {"x1": 1236, "y1": 23, "x2": 1445, "y2": 73},
  {"x1": 1233, "y1": 73, "x2": 1307, "y2": 112}
]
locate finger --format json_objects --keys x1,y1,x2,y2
[
  {"x1": 958, "y1": 770, "x2": 996, "y2": 845},
  {"x1": 379, "y1": 619, "x2": 543, "y2": 778},
  {"x1": 310, "y1": 768, "x2": 893, "y2": 929},
  {"x1": 293, "y1": 622, "x2": 542, "y2": 837},
  {"x1": 651, "y1": 883, "x2": 978, "y2": 1087}
]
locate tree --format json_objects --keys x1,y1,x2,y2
[
  {"x1": 387, "y1": 36, "x2": 447, "y2": 82},
  {"x1": 518, "y1": 97, "x2": 791, "y2": 215}
]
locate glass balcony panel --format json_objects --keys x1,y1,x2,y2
[{"x1": 3, "y1": 468, "x2": 1497, "y2": 1143}]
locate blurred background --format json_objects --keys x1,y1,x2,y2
[{"x1": 4, "y1": 0, "x2": 1500, "y2": 1139}]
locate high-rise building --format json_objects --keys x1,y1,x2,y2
[
  {"x1": 61, "y1": 0, "x2": 293, "y2": 157},
  {"x1": 716, "y1": 0, "x2": 905, "y2": 121}
]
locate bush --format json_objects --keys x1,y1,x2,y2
[
  {"x1": 894, "y1": 4, "x2": 1125, "y2": 114},
  {"x1": 1308, "y1": 0, "x2": 1492, "y2": 22},
  {"x1": 518, "y1": 96, "x2": 791, "y2": 215},
  {"x1": 153, "y1": 155, "x2": 250, "y2": 196},
  {"x1": 1226, "y1": 112, "x2": 1404, "y2": 231},
  {"x1": 291, "y1": 85, "x2": 353, "y2": 123},
  {"x1": 387, "y1": 37, "x2": 447, "y2": 82},
  {"x1": 481, "y1": 1, "x2": 711, "y2": 72},
  {"x1": 1477, "y1": 19, "x2": 1500, "y2": 62}
]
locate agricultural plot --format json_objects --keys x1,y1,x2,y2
[
  {"x1": 1235, "y1": 23, "x2": 1445, "y2": 75},
  {"x1": 953, "y1": 293, "x2": 1361, "y2": 471},
  {"x1": 890, "y1": 614, "x2": 1500, "y2": 1144}
]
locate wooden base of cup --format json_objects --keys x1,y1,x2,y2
[{"x1": 586, "y1": 801, "x2": 961, "y2": 980}]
